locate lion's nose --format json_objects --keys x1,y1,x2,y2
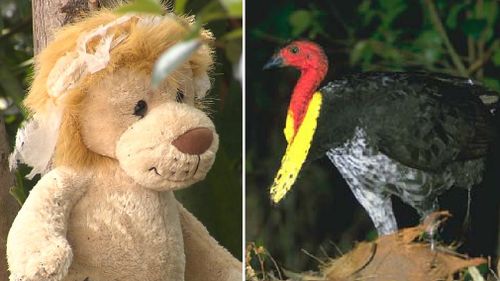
[{"x1": 172, "y1": 127, "x2": 213, "y2": 155}]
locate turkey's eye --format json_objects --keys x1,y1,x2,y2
[
  {"x1": 290, "y1": 46, "x2": 299, "y2": 54},
  {"x1": 133, "y1": 100, "x2": 147, "y2": 118},
  {"x1": 176, "y1": 89, "x2": 185, "y2": 103}
]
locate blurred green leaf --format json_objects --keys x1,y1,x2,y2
[
  {"x1": 482, "y1": 28, "x2": 494, "y2": 42},
  {"x1": 115, "y1": 0, "x2": 164, "y2": 15},
  {"x1": 414, "y1": 30, "x2": 443, "y2": 65},
  {"x1": 358, "y1": 0, "x2": 371, "y2": 14},
  {"x1": 350, "y1": 40, "x2": 368, "y2": 65},
  {"x1": 415, "y1": 30, "x2": 442, "y2": 46},
  {"x1": 382, "y1": 48, "x2": 402, "y2": 62},
  {"x1": 476, "y1": 263, "x2": 489, "y2": 275},
  {"x1": 151, "y1": 38, "x2": 201, "y2": 88},
  {"x1": 10, "y1": 171, "x2": 27, "y2": 205},
  {"x1": 422, "y1": 48, "x2": 441, "y2": 65},
  {"x1": 483, "y1": 77, "x2": 500, "y2": 91},
  {"x1": 492, "y1": 49, "x2": 500, "y2": 66},
  {"x1": 221, "y1": 28, "x2": 242, "y2": 41},
  {"x1": 379, "y1": 0, "x2": 404, "y2": 10},
  {"x1": 358, "y1": 0, "x2": 376, "y2": 26},
  {"x1": 308, "y1": 23, "x2": 324, "y2": 39},
  {"x1": 289, "y1": 10, "x2": 312, "y2": 37},
  {"x1": 16, "y1": 0, "x2": 31, "y2": 18},
  {"x1": 378, "y1": 0, "x2": 407, "y2": 29},
  {"x1": 198, "y1": 1, "x2": 231, "y2": 23},
  {"x1": 365, "y1": 229, "x2": 378, "y2": 241},
  {"x1": 464, "y1": 264, "x2": 488, "y2": 281},
  {"x1": 483, "y1": 0, "x2": 499, "y2": 25},
  {"x1": 436, "y1": 0, "x2": 448, "y2": 10},
  {"x1": 199, "y1": 13, "x2": 229, "y2": 23},
  {"x1": 461, "y1": 19, "x2": 487, "y2": 39},
  {"x1": 174, "y1": 0, "x2": 188, "y2": 14},
  {"x1": 446, "y1": 3, "x2": 468, "y2": 29},
  {"x1": 0, "y1": 65, "x2": 25, "y2": 105},
  {"x1": 219, "y1": 0, "x2": 242, "y2": 17},
  {"x1": 225, "y1": 38, "x2": 241, "y2": 64},
  {"x1": 4, "y1": 114, "x2": 16, "y2": 124}
]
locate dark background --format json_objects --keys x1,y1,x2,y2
[{"x1": 246, "y1": 0, "x2": 500, "y2": 275}]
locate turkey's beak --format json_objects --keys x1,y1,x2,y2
[{"x1": 263, "y1": 55, "x2": 284, "y2": 70}]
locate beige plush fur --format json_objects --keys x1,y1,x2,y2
[{"x1": 7, "y1": 9, "x2": 241, "y2": 281}]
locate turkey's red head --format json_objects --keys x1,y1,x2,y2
[{"x1": 264, "y1": 40, "x2": 328, "y2": 79}]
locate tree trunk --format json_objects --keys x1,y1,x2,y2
[
  {"x1": 32, "y1": 0, "x2": 97, "y2": 53},
  {"x1": 0, "y1": 119, "x2": 19, "y2": 281}
]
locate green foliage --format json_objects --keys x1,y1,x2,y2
[
  {"x1": 289, "y1": 10, "x2": 312, "y2": 37},
  {"x1": 325, "y1": 0, "x2": 500, "y2": 83},
  {"x1": 288, "y1": 9, "x2": 325, "y2": 38},
  {"x1": 464, "y1": 264, "x2": 489, "y2": 281},
  {"x1": 0, "y1": 0, "x2": 33, "y2": 203},
  {"x1": 0, "y1": 0, "x2": 32, "y2": 122},
  {"x1": 493, "y1": 49, "x2": 500, "y2": 66},
  {"x1": 446, "y1": 3, "x2": 468, "y2": 29},
  {"x1": 9, "y1": 171, "x2": 27, "y2": 205},
  {"x1": 174, "y1": 0, "x2": 188, "y2": 14},
  {"x1": 462, "y1": 19, "x2": 487, "y2": 39},
  {"x1": 219, "y1": 0, "x2": 242, "y2": 17}
]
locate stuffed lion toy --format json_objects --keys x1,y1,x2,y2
[{"x1": 6, "y1": 9, "x2": 241, "y2": 281}]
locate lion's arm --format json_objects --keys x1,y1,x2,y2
[
  {"x1": 7, "y1": 167, "x2": 88, "y2": 281},
  {"x1": 177, "y1": 203, "x2": 242, "y2": 281}
]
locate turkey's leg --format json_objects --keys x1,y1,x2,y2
[{"x1": 347, "y1": 183, "x2": 397, "y2": 236}]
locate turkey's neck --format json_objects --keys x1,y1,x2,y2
[{"x1": 289, "y1": 69, "x2": 323, "y2": 134}]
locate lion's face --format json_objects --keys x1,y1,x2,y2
[{"x1": 79, "y1": 67, "x2": 218, "y2": 190}]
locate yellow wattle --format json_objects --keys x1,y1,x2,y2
[
  {"x1": 284, "y1": 110, "x2": 294, "y2": 144},
  {"x1": 270, "y1": 92, "x2": 323, "y2": 203}
]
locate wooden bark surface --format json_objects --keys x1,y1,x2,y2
[{"x1": 32, "y1": 0, "x2": 98, "y2": 53}]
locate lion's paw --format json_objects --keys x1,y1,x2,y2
[{"x1": 10, "y1": 239, "x2": 72, "y2": 281}]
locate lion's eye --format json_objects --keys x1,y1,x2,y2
[
  {"x1": 176, "y1": 89, "x2": 185, "y2": 103},
  {"x1": 133, "y1": 100, "x2": 147, "y2": 118}
]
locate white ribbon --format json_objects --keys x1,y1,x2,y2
[{"x1": 46, "y1": 15, "x2": 139, "y2": 99}]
